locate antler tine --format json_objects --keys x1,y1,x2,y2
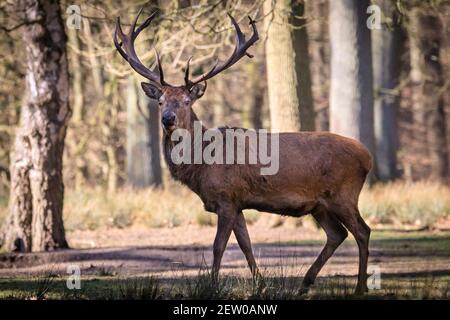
[
  {"x1": 129, "y1": 7, "x2": 143, "y2": 37},
  {"x1": 184, "y1": 56, "x2": 192, "y2": 86},
  {"x1": 153, "y1": 47, "x2": 166, "y2": 86},
  {"x1": 188, "y1": 13, "x2": 259, "y2": 87},
  {"x1": 135, "y1": 10, "x2": 157, "y2": 37},
  {"x1": 114, "y1": 17, "x2": 128, "y2": 61},
  {"x1": 229, "y1": 13, "x2": 245, "y2": 47},
  {"x1": 113, "y1": 9, "x2": 167, "y2": 87}
]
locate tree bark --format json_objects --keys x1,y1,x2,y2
[
  {"x1": 0, "y1": 0, "x2": 70, "y2": 252},
  {"x1": 145, "y1": 95, "x2": 163, "y2": 188},
  {"x1": 242, "y1": 60, "x2": 264, "y2": 129},
  {"x1": 213, "y1": 79, "x2": 226, "y2": 127},
  {"x1": 82, "y1": 16, "x2": 103, "y2": 97},
  {"x1": 67, "y1": 28, "x2": 83, "y2": 123},
  {"x1": 372, "y1": 0, "x2": 403, "y2": 181},
  {"x1": 305, "y1": 0, "x2": 329, "y2": 131},
  {"x1": 264, "y1": 0, "x2": 301, "y2": 132},
  {"x1": 67, "y1": 27, "x2": 87, "y2": 190},
  {"x1": 126, "y1": 76, "x2": 144, "y2": 187},
  {"x1": 329, "y1": 0, "x2": 376, "y2": 179},
  {"x1": 409, "y1": 8, "x2": 449, "y2": 183},
  {"x1": 126, "y1": 76, "x2": 162, "y2": 188},
  {"x1": 292, "y1": 1, "x2": 315, "y2": 131}
]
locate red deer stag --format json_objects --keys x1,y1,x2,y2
[{"x1": 114, "y1": 10, "x2": 373, "y2": 294}]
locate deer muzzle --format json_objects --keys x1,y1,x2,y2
[{"x1": 162, "y1": 111, "x2": 177, "y2": 130}]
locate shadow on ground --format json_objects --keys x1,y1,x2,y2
[{"x1": 0, "y1": 231, "x2": 449, "y2": 282}]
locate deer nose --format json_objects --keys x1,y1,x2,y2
[{"x1": 161, "y1": 111, "x2": 176, "y2": 128}]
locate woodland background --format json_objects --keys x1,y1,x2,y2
[{"x1": 0, "y1": 0, "x2": 449, "y2": 253}]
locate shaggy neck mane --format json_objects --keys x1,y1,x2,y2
[{"x1": 162, "y1": 109, "x2": 207, "y2": 193}]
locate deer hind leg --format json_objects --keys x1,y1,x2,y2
[
  {"x1": 233, "y1": 211, "x2": 258, "y2": 276},
  {"x1": 301, "y1": 208, "x2": 348, "y2": 292},
  {"x1": 211, "y1": 204, "x2": 238, "y2": 282},
  {"x1": 334, "y1": 204, "x2": 371, "y2": 294}
]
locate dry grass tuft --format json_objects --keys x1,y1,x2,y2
[{"x1": 359, "y1": 181, "x2": 450, "y2": 228}]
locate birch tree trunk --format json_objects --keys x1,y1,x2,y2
[
  {"x1": 329, "y1": 0, "x2": 376, "y2": 179},
  {"x1": 264, "y1": 0, "x2": 301, "y2": 132},
  {"x1": 0, "y1": 0, "x2": 70, "y2": 252}
]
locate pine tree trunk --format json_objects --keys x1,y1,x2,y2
[
  {"x1": 292, "y1": 1, "x2": 315, "y2": 131},
  {"x1": 409, "y1": 9, "x2": 449, "y2": 183},
  {"x1": 329, "y1": 0, "x2": 376, "y2": 178},
  {"x1": 0, "y1": 0, "x2": 70, "y2": 252},
  {"x1": 372, "y1": 0, "x2": 403, "y2": 181},
  {"x1": 264, "y1": 0, "x2": 301, "y2": 132}
]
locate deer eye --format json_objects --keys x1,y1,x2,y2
[{"x1": 183, "y1": 98, "x2": 190, "y2": 106}]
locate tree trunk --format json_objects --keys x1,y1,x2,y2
[
  {"x1": 372, "y1": 0, "x2": 403, "y2": 181},
  {"x1": 146, "y1": 98, "x2": 163, "y2": 187},
  {"x1": 67, "y1": 27, "x2": 87, "y2": 190},
  {"x1": 126, "y1": 76, "x2": 162, "y2": 188},
  {"x1": 82, "y1": 16, "x2": 103, "y2": 97},
  {"x1": 305, "y1": 0, "x2": 329, "y2": 131},
  {"x1": 329, "y1": 0, "x2": 376, "y2": 179},
  {"x1": 264, "y1": 0, "x2": 301, "y2": 132},
  {"x1": 0, "y1": 0, "x2": 70, "y2": 252},
  {"x1": 138, "y1": 80, "x2": 163, "y2": 188},
  {"x1": 126, "y1": 76, "x2": 145, "y2": 187},
  {"x1": 292, "y1": 1, "x2": 315, "y2": 131},
  {"x1": 242, "y1": 60, "x2": 264, "y2": 129},
  {"x1": 67, "y1": 28, "x2": 83, "y2": 123},
  {"x1": 409, "y1": 9, "x2": 449, "y2": 183},
  {"x1": 213, "y1": 79, "x2": 226, "y2": 127}
]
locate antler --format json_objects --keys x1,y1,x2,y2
[
  {"x1": 185, "y1": 14, "x2": 259, "y2": 88},
  {"x1": 114, "y1": 8, "x2": 168, "y2": 87}
]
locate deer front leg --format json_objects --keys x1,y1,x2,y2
[
  {"x1": 211, "y1": 204, "x2": 238, "y2": 282},
  {"x1": 233, "y1": 211, "x2": 259, "y2": 276}
]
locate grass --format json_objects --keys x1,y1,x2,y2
[
  {"x1": 0, "y1": 181, "x2": 448, "y2": 300},
  {"x1": 0, "y1": 229, "x2": 449, "y2": 300},
  {"x1": 1, "y1": 271, "x2": 448, "y2": 300},
  {"x1": 1, "y1": 181, "x2": 448, "y2": 231}
]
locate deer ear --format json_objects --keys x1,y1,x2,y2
[
  {"x1": 189, "y1": 82, "x2": 207, "y2": 100},
  {"x1": 141, "y1": 82, "x2": 162, "y2": 100}
]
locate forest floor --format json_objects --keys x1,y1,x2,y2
[{"x1": 0, "y1": 224, "x2": 449, "y2": 299}]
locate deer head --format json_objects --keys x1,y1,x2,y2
[{"x1": 114, "y1": 9, "x2": 259, "y2": 133}]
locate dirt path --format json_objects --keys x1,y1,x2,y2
[{"x1": 1, "y1": 225, "x2": 449, "y2": 281}]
